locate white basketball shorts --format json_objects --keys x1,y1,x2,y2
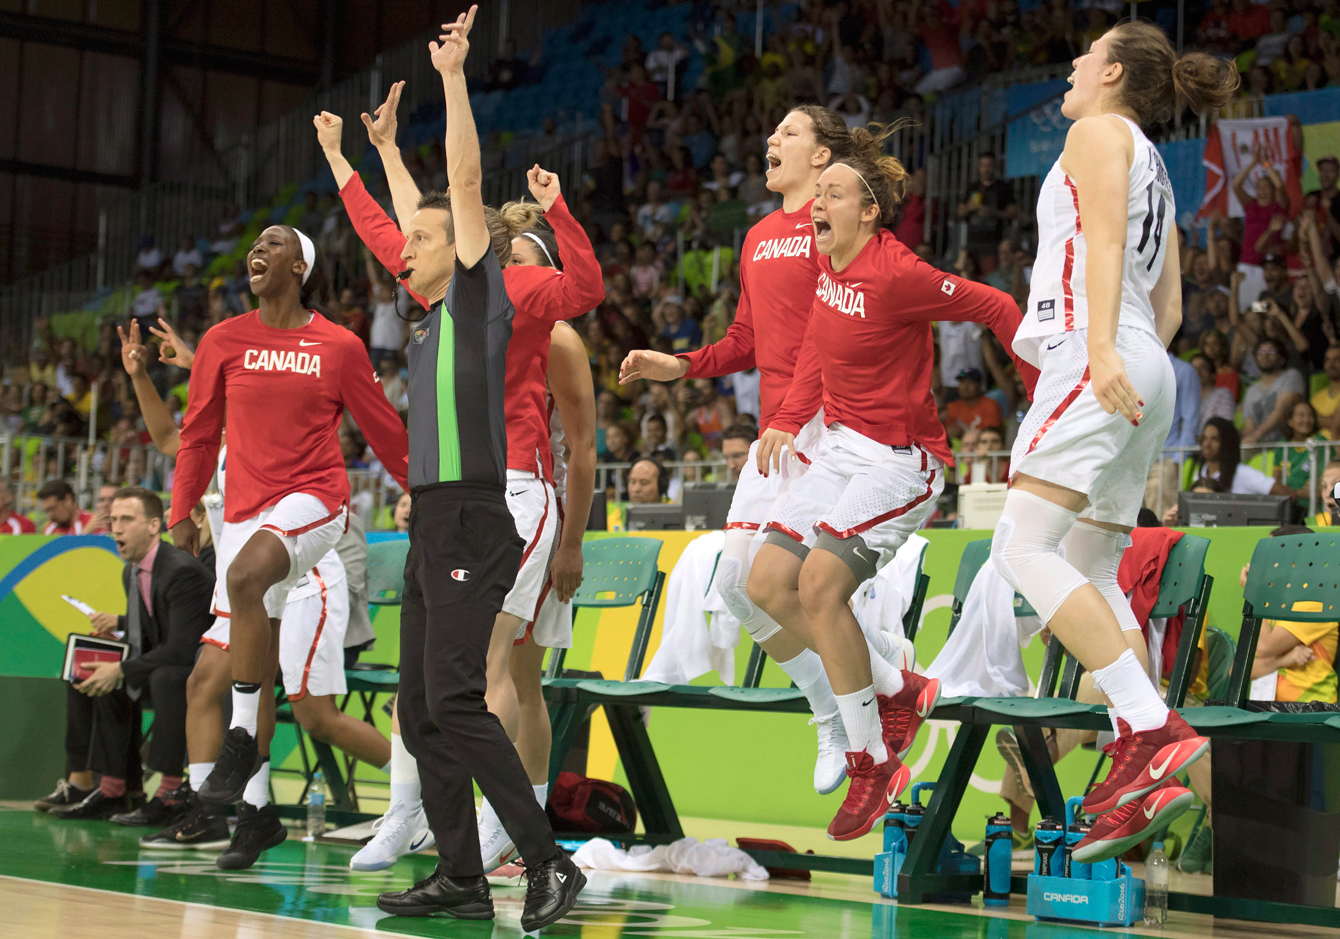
[
  {"x1": 502, "y1": 470, "x2": 559, "y2": 623},
  {"x1": 763, "y1": 423, "x2": 944, "y2": 569},
  {"x1": 1010, "y1": 325, "x2": 1175, "y2": 527},
  {"x1": 201, "y1": 548, "x2": 350, "y2": 699},
  {"x1": 726, "y1": 409, "x2": 827, "y2": 532}
]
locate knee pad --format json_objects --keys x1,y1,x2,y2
[
  {"x1": 814, "y1": 530, "x2": 879, "y2": 584},
  {"x1": 991, "y1": 489, "x2": 1088, "y2": 624},
  {"x1": 1061, "y1": 522, "x2": 1140, "y2": 631},
  {"x1": 716, "y1": 532, "x2": 781, "y2": 642}
]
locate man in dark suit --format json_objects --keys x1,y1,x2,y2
[{"x1": 47, "y1": 487, "x2": 213, "y2": 822}]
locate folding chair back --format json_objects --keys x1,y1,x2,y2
[
  {"x1": 365, "y1": 539, "x2": 410, "y2": 605},
  {"x1": 546, "y1": 537, "x2": 665, "y2": 682},
  {"x1": 1229, "y1": 532, "x2": 1340, "y2": 706},
  {"x1": 946, "y1": 539, "x2": 993, "y2": 637}
]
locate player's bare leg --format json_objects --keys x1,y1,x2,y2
[
  {"x1": 289, "y1": 694, "x2": 392, "y2": 767},
  {"x1": 485, "y1": 611, "x2": 525, "y2": 740},
  {"x1": 509, "y1": 638, "x2": 551, "y2": 785}
]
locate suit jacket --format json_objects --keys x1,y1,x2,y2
[
  {"x1": 118, "y1": 542, "x2": 214, "y2": 692},
  {"x1": 336, "y1": 512, "x2": 374, "y2": 650}
]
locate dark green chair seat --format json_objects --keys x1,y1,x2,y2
[
  {"x1": 574, "y1": 679, "x2": 671, "y2": 696},
  {"x1": 709, "y1": 686, "x2": 807, "y2": 704},
  {"x1": 345, "y1": 670, "x2": 400, "y2": 694},
  {"x1": 1184, "y1": 706, "x2": 1267, "y2": 729},
  {"x1": 971, "y1": 697, "x2": 1103, "y2": 720}
]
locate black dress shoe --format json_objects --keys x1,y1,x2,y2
[
  {"x1": 198, "y1": 727, "x2": 261, "y2": 804},
  {"x1": 110, "y1": 786, "x2": 192, "y2": 827},
  {"x1": 521, "y1": 853, "x2": 585, "y2": 932},
  {"x1": 376, "y1": 866, "x2": 494, "y2": 919},
  {"x1": 217, "y1": 802, "x2": 287, "y2": 870},
  {"x1": 34, "y1": 779, "x2": 92, "y2": 812},
  {"x1": 49, "y1": 790, "x2": 133, "y2": 821},
  {"x1": 138, "y1": 796, "x2": 231, "y2": 850}
]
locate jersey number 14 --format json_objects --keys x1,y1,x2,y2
[{"x1": 1136, "y1": 181, "x2": 1167, "y2": 273}]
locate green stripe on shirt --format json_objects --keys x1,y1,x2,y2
[{"x1": 436, "y1": 305, "x2": 462, "y2": 481}]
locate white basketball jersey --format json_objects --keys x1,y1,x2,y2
[
  {"x1": 1015, "y1": 115, "x2": 1173, "y2": 367},
  {"x1": 547, "y1": 394, "x2": 568, "y2": 501}
]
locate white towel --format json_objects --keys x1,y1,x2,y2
[
  {"x1": 852, "y1": 534, "x2": 929, "y2": 643},
  {"x1": 926, "y1": 558, "x2": 1043, "y2": 697},
  {"x1": 642, "y1": 532, "x2": 740, "y2": 686},
  {"x1": 571, "y1": 836, "x2": 769, "y2": 881}
]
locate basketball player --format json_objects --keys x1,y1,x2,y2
[
  {"x1": 988, "y1": 24, "x2": 1237, "y2": 862},
  {"x1": 618, "y1": 106, "x2": 863, "y2": 795},
  {"x1": 118, "y1": 322, "x2": 391, "y2": 869},
  {"x1": 166, "y1": 223, "x2": 409, "y2": 813},
  {"x1": 747, "y1": 124, "x2": 1038, "y2": 841}
]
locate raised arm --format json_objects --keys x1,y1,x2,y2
[
  {"x1": 1231, "y1": 152, "x2": 1259, "y2": 207},
  {"x1": 314, "y1": 111, "x2": 357, "y2": 190},
  {"x1": 433, "y1": 7, "x2": 488, "y2": 269},
  {"x1": 362, "y1": 81, "x2": 424, "y2": 233},
  {"x1": 547, "y1": 321, "x2": 597, "y2": 602},
  {"x1": 1063, "y1": 116, "x2": 1138, "y2": 424},
  {"x1": 1261, "y1": 159, "x2": 1290, "y2": 212},
  {"x1": 117, "y1": 321, "x2": 181, "y2": 457},
  {"x1": 503, "y1": 168, "x2": 606, "y2": 322},
  {"x1": 167, "y1": 331, "x2": 227, "y2": 540}
]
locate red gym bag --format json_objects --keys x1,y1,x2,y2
[{"x1": 545, "y1": 772, "x2": 637, "y2": 835}]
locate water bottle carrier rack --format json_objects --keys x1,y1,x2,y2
[{"x1": 1026, "y1": 870, "x2": 1145, "y2": 928}]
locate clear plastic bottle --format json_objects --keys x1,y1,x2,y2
[
  {"x1": 1144, "y1": 840, "x2": 1169, "y2": 925},
  {"x1": 305, "y1": 772, "x2": 329, "y2": 841}
]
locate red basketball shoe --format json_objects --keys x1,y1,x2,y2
[
  {"x1": 880, "y1": 671, "x2": 942, "y2": 760},
  {"x1": 827, "y1": 750, "x2": 911, "y2": 842},
  {"x1": 1082, "y1": 711, "x2": 1207, "y2": 816},
  {"x1": 1073, "y1": 784, "x2": 1194, "y2": 863}
]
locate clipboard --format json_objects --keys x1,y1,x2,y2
[{"x1": 63, "y1": 633, "x2": 130, "y2": 683}]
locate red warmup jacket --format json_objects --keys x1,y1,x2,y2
[
  {"x1": 169, "y1": 312, "x2": 410, "y2": 529},
  {"x1": 339, "y1": 174, "x2": 604, "y2": 480},
  {"x1": 771, "y1": 229, "x2": 1039, "y2": 466},
  {"x1": 678, "y1": 201, "x2": 822, "y2": 432},
  {"x1": 1118, "y1": 526, "x2": 1187, "y2": 676}
]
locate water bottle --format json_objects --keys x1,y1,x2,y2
[
  {"x1": 305, "y1": 772, "x2": 328, "y2": 841},
  {"x1": 883, "y1": 802, "x2": 907, "y2": 855},
  {"x1": 1144, "y1": 841, "x2": 1169, "y2": 925},
  {"x1": 983, "y1": 813, "x2": 1013, "y2": 906},
  {"x1": 902, "y1": 800, "x2": 925, "y2": 850},
  {"x1": 1063, "y1": 796, "x2": 1090, "y2": 880},
  {"x1": 1034, "y1": 817, "x2": 1064, "y2": 876}
]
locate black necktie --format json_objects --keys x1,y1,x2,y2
[{"x1": 125, "y1": 563, "x2": 145, "y2": 701}]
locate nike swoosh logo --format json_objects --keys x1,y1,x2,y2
[
  {"x1": 1148, "y1": 751, "x2": 1176, "y2": 780},
  {"x1": 409, "y1": 832, "x2": 429, "y2": 852},
  {"x1": 916, "y1": 696, "x2": 933, "y2": 718},
  {"x1": 796, "y1": 222, "x2": 812, "y2": 229},
  {"x1": 1044, "y1": 338, "x2": 1065, "y2": 351},
  {"x1": 507, "y1": 490, "x2": 526, "y2": 497},
  {"x1": 299, "y1": 340, "x2": 321, "y2": 346},
  {"x1": 1143, "y1": 800, "x2": 1161, "y2": 819},
  {"x1": 861, "y1": 697, "x2": 874, "y2": 707}
]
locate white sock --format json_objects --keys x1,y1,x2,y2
[
  {"x1": 1108, "y1": 707, "x2": 1121, "y2": 737},
  {"x1": 774, "y1": 648, "x2": 838, "y2": 719},
  {"x1": 868, "y1": 643, "x2": 905, "y2": 697},
  {"x1": 388, "y1": 732, "x2": 421, "y2": 813},
  {"x1": 478, "y1": 797, "x2": 501, "y2": 833},
  {"x1": 229, "y1": 683, "x2": 261, "y2": 735},
  {"x1": 243, "y1": 758, "x2": 270, "y2": 808},
  {"x1": 1092, "y1": 650, "x2": 1170, "y2": 733},
  {"x1": 835, "y1": 687, "x2": 888, "y2": 764},
  {"x1": 533, "y1": 783, "x2": 549, "y2": 807},
  {"x1": 188, "y1": 762, "x2": 215, "y2": 792}
]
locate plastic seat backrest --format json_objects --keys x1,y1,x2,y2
[
  {"x1": 954, "y1": 539, "x2": 993, "y2": 606},
  {"x1": 1204, "y1": 626, "x2": 1236, "y2": 702},
  {"x1": 1243, "y1": 532, "x2": 1340, "y2": 623},
  {"x1": 365, "y1": 539, "x2": 410, "y2": 605},
  {"x1": 1149, "y1": 534, "x2": 1210, "y2": 618},
  {"x1": 572, "y1": 536, "x2": 663, "y2": 610}
]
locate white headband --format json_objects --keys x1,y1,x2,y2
[
  {"x1": 523, "y1": 231, "x2": 556, "y2": 267},
  {"x1": 294, "y1": 229, "x2": 316, "y2": 286},
  {"x1": 846, "y1": 165, "x2": 880, "y2": 212}
]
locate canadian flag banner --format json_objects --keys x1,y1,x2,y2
[{"x1": 1196, "y1": 117, "x2": 1302, "y2": 220}]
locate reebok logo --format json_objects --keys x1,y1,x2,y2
[
  {"x1": 1148, "y1": 751, "x2": 1175, "y2": 780},
  {"x1": 451, "y1": 569, "x2": 470, "y2": 582},
  {"x1": 1044, "y1": 892, "x2": 1089, "y2": 904},
  {"x1": 298, "y1": 340, "x2": 321, "y2": 347}
]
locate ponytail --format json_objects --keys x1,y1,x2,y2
[
  {"x1": 1106, "y1": 22, "x2": 1239, "y2": 126},
  {"x1": 831, "y1": 121, "x2": 913, "y2": 227},
  {"x1": 498, "y1": 199, "x2": 561, "y2": 269}
]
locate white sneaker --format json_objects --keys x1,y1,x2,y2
[
  {"x1": 479, "y1": 822, "x2": 517, "y2": 873},
  {"x1": 349, "y1": 807, "x2": 434, "y2": 872},
  {"x1": 812, "y1": 714, "x2": 850, "y2": 795}
]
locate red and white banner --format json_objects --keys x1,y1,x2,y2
[{"x1": 1197, "y1": 117, "x2": 1302, "y2": 220}]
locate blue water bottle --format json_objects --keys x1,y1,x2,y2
[
  {"x1": 1034, "y1": 816, "x2": 1064, "y2": 876},
  {"x1": 1063, "y1": 796, "x2": 1090, "y2": 880},
  {"x1": 883, "y1": 802, "x2": 907, "y2": 855},
  {"x1": 902, "y1": 800, "x2": 925, "y2": 850},
  {"x1": 983, "y1": 813, "x2": 1013, "y2": 906},
  {"x1": 1090, "y1": 854, "x2": 1119, "y2": 882}
]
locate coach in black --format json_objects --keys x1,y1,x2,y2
[
  {"x1": 45, "y1": 487, "x2": 211, "y2": 822},
  {"x1": 370, "y1": 7, "x2": 583, "y2": 931}
]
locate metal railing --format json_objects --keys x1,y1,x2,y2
[
  {"x1": 597, "y1": 459, "x2": 730, "y2": 503},
  {"x1": 0, "y1": 433, "x2": 175, "y2": 518}
]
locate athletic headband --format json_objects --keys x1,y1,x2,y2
[
  {"x1": 294, "y1": 229, "x2": 316, "y2": 286},
  {"x1": 523, "y1": 231, "x2": 556, "y2": 267},
  {"x1": 846, "y1": 165, "x2": 880, "y2": 212}
]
